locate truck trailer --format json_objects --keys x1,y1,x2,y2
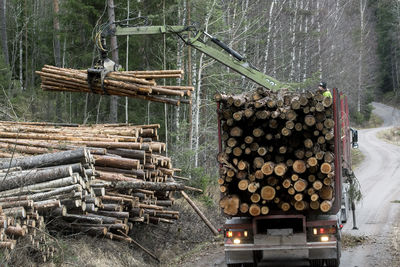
[{"x1": 217, "y1": 90, "x2": 357, "y2": 267}]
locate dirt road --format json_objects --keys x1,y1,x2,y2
[{"x1": 341, "y1": 102, "x2": 400, "y2": 267}]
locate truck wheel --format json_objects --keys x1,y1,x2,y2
[
  {"x1": 227, "y1": 264, "x2": 255, "y2": 267},
  {"x1": 309, "y1": 259, "x2": 324, "y2": 267},
  {"x1": 326, "y1": 259, "x2": 339, "y2": 267}
]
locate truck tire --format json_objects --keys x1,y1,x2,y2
[
  {"x1": 309, "y1": 259, "x2": 324, "y2": 267},
  {"x1": 326, "y1": 259, "x2": 339, "y2": 267},
  {"x1": 227, "y1": 264, "x2": 256, "y2": 267}
]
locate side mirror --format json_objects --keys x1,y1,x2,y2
[{"x1": 351, "y1": 128, "x2": 358, "y2": 148}]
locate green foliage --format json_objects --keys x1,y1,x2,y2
[
  {"x1": 363, "y1": 103, "x2": 373, "y2": 122},
  {"x1": 0, "y1": 54, "x2": 12, "y2": 90},
  {"x1": 382, "y1": 90, "x2": 400, "y2": 105},
  {"x1": 352, "y1": 111, "x2": 365, "y2": 125},
  {"x1": 348, "y1": 177, "x2": 363, "y2": 203},
  {"x1": 188, "y1": 167, "x2": 216, "y2": 207},
  {"x1": 372, "y1": 0, "x2": 397, "y2": 93}
]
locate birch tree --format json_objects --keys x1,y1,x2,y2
[
  {"x1": 107, "y1": 0, "x2": 119, "y2": 123},
  {"x1": 52, "y1": 0, "x2": 61, "y2": 67},
  {"x1": 357, "y1": 0, "x2": 367, "y2": 113},
  {"x1": 193, "y1": 0, "x2": 217, "y2": 168}
]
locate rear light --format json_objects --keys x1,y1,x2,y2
[
  {"x1": 312, "y1": 226, "x2": 337, "y2": 235},
  {"x1": 226, "y1": 231, "x2": 233, "y2": 238},
  {"x1": 320, "y1": 235, "x2": 329, "y2": 242},
  {"x1": 224, "y1": 229, "x2": 252, "y2": 244},
  {"x1": 225, "y1": 230, "x2": 251, "y2": 238}
]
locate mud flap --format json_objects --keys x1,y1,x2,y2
[
  {"x1": 225, "y1": 250, "x2": 254, "y2": 265},
  {"x1": 255, "y1": 232, "x2": 308, "y2": 261}
]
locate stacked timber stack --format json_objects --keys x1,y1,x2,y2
[
  {"x1": 0, "y1": 204, "x2": 56, "y2": 262},
  {"x1": 36, "y1": 65, "x2": 193, "y2": 106},
  {"x1": 215, "y1": 88, "x2": 336, "y2": 217},
  {"x1": 0, "y1": 122, "x2": 199, "y2": 226},
  {"x1": 0, "y1": 149, "x2": 93, "y2": 262},
  {"x1": 0, "y1": 147, "x2": 198, "y2": 260}
]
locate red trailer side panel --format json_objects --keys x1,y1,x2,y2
[{"x1": 332, "y1": 88, "x2": 342, "y2": 214}]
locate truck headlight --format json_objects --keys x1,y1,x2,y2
[
  {"x1": 233, "y1": 239, "x2": 241, "y2": 244},
  {"x1": 320, "y1": 235, "x2": 329, "y2": 242}
]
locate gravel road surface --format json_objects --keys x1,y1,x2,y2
[{"x1": 341, "y1": 102, "x2": 400, "y2": 267}]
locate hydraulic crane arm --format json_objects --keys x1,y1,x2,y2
[{"x1": 114, "y1": 25, "x2": 283, "y2": 91}]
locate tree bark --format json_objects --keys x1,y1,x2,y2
[
  {"x1": 0, "y1": 149, "x2": 88, "y2": 170},
  {"x1": 181, "y1": 191, "x2": 218, "y2": 236},
  {"x1": 0, "y1": 0, "x2": 9, "y2": 66},
  {"x1": 107, "y1": 0, "x2": 119, "y2": 122},
  {"x1": 0, "y1": 165, "x2": 73, "y2": 191},
  {"x1": 52, "y1": 0, "x2": 61, "y2": 67}
]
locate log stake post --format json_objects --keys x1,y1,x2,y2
[
  {"x1": 116, "y1": 230, "x2": 160, "y2": 263},
  {"x1": 351, "y1": 201, "x2": 358, "y2": 230},
  {"x1": 180, "y1": 191, "x2": 219, "y2": 236}
]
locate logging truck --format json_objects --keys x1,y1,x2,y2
[
  {"x1": 216, "y1": 89, "x2": 359, "y2": 267},
  {"x1": 96, "y1": 22, "x2": 359, "y2": 267}
]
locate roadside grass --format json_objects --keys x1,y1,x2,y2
[
  {"x1": 377, "y1": 127, "x2": 400, "y2": 146},
  {"x1": 166, "y1": 240, "x2": 223, "y2": 267},
  {"x1": 342, "y1": 233, "x2": 370, "y2": 249},
  {"x1": 4, "y1": 234, "x2": 146, "y2": 267},
  {"x1": 351, "y1": 148, "x2": 365, "y2": 170},
  {"x1": 391, "y1": 223, "x2": 400, "y2": 266},
  {"x1": 368, "y1": 113, "x2": 385, "y2": 128},
  {"x1": 355, "y1": 113, "x2": 384, "y2": 129}
]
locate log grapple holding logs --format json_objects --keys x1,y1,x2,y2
[
  {"x1": 36, "y1": 65, "x2": 193, "y2": 106},
  {"x1": 215, "y1": 88, "x2": 336, "y2": 217},
  {"x1": 0, "y1": 122, "x2": 202, "y2": 262}
]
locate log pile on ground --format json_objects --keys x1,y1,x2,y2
[
  {"x1": 0, "y1": 149, "x2": 92, "y2": 262},
  {"x1": 0, "y1": 193, "x2": 55, "y2": 262},
  {"x1": 36, "y1": 65, "x2": 193, "y2": 106},
  {"x1": 0, "y1": 122, "x2": 201, "y2": 261},
  {"x1": 215, "y1": 88, "x2": 336, "y2": 216}
]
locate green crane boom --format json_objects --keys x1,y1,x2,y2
[{"x1": 114, "y1": 25, "x2": 283, "y2": 91}]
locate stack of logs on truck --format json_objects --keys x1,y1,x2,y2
[
  {"x1": 215, "y1": 88, "x2": 336, "y2": 217},
  {"x1": 0, "y1": 122, "x2": 200, "y2": 262}
]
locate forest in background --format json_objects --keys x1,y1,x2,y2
[{"x1": 0, "y1": 0, "x2": 399, "y2": 191}]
